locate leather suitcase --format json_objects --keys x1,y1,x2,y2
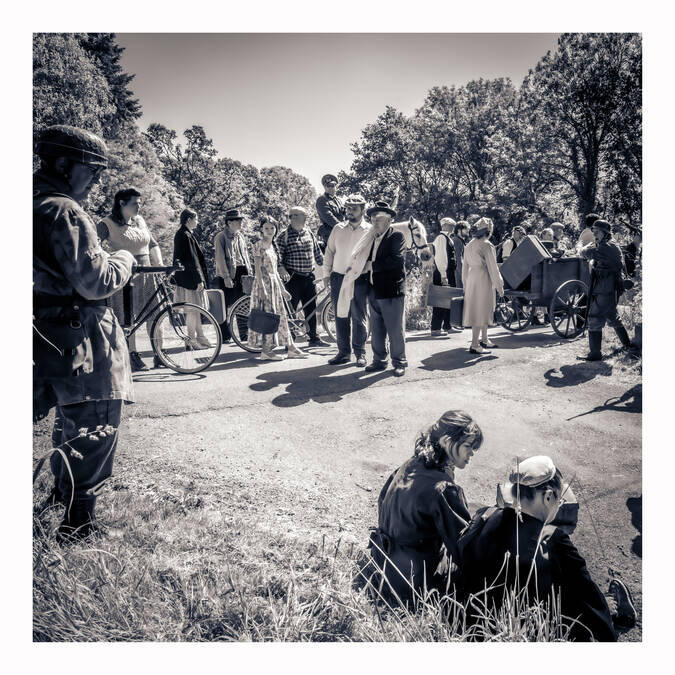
[
  {"x1": 450, "y1": 297, "x2": 465, "y2": 328},
  {"x1": 426, "y1": 284, "x2": 464, "y2": 309},
  {"x1": 500, "y1": 235, "x2": 551, "y2": 290},
  {"x1": 206, "y1": 288, "x2": 226, "y2": 324}
]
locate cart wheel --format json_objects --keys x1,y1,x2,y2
[
  {"x1": 549, "y1": 280, "x2": 589, "y2": 339},
  {"x1": 497, "y1": 297, "x2": 534, "y2": 332}
]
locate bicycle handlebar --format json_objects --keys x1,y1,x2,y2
[{"x1": 134, "y1": 264, "x2": 183, "y2": 274}]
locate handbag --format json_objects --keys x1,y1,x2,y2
[{"x1": 248, "y1": 307, "x2": 281, "y2": 335}]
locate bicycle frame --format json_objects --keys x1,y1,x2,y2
[{"x1": 124, "y1": 273, "x2": 174, "y2": 339}]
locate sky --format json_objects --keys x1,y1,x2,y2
[{"x1": 117, "y1": 34, "x2": 560, "y2": 193}]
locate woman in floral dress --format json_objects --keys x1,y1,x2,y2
[{"x1": 248, "y1": 217, "x2": 307, "y2": 361}]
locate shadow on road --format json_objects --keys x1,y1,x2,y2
[
  {"x1": 544, "y1": 361, "x2": 613, "y2": 388},
  {"x1": 418, "y1": 347, "x2": 498, "y2": 372},
  {"x1": 626, "y1": 495, "x2": 642, "y2": 558},
  {"x1": 250, "y1": 362, "x2": 393, "y2": 407},
  {"x1": 133, "y1": 372, "x2": 206, "y2": 382},
  {"x1": 482, "y1": 330, "x2": 572, "y2": 350},
  {"x1": 566, "y1": 384, "x2": 642, "y2": 420}
]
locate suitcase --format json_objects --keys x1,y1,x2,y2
[
  {"x1": 500, "y1": 235, "x2": 551, "y2": 289},
  {"x1": 206, "y1": 288, "x2": 226, "y2": 324},
  {"x1": 450, "y1": 297, "x2": 465, "y2": 328},
  {"x1": 426, "y1": 284, "x2": 464, "y2": 309}
]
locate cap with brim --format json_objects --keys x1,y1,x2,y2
[
  {"x1": 367, "y1": 200, "x2": 397, "y2": 219},
  {"x1": 224, "y1": 208, "x2": 245, "y2": 222},
  {"x1": 35, "y1": 124, "x2": 108, "y2": 167},
  {"x1": 440, "y1": 217, "x2": 456, "y2": 229},
  {"x1": 288, "y1": 206, "x2": 308, "y2": 217},
  {"x1": 501, "y1": 455, "x2": 557, "y2": 499},
  {"x1": 321, "y1": 174, "x2": 338, "y2": 186},
  {"x1": 344, "y1": 194, "x2": 366, "y2": 206}
]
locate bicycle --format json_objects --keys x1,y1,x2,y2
[
  {"x1": 127, "y1": 265, "x2": 222, "y2": 373},
  {"x1": 227, "y1": 278, "x2": 370, "y2": 353}
]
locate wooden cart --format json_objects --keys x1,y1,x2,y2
[{"x1": 496, "y1": 256, "x2": 591, "y2": 339}]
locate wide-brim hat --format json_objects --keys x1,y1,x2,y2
[
  {"x1": 224, "y1": 208, "x2": 245, "y2": 222},
  {"x1": 321, "y1": 174, "x2": 338, "y2": 186},
  {"x1": 501, "y1": 455, "x2": 558, "y2": 499},
  {"x1": 367, "y1": 200, "x2": 397, "y2": 219}
]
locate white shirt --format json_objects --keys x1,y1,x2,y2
[
  {"x1": 323, "y1": 219, "x2": 372, "y2": 276},
  {"x1": 368, "y1": 229, "x2": 387, "y2": 284},
  {"x1": 502, "y1": 238, "x2": 516, "y2": 259},
  {"x1": 433, "y1": 232, "x2": 452, "y2": 281}
]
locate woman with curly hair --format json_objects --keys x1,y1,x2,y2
[{"x1": 365, "y1": 410, "x2": 484, "y2": 606}]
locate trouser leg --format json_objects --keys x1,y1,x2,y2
[
  {"x1": 285, "y1": 274, "x2": 304, "y2": 336},
  {"x1": 431, "y1": 306, "x2": 446, "y2": 331},
  {"x1": 368, "y1": 287, "x2": 388, "y2": 364},
  {"x1": 351, "y1": 274, "x2": 369, "y2": 357},
  {"x1": 293, "y1": 274, "x2": 318, "y2": 340},
  {"x1": 330, "y1": 272, "x2": 351, "y2": 355},
  {"x1": 379, "y1": 296, "x2": 408, "y2": 367},
  {"x1": 50, "y1": 399, "x2": 123, "y2": 501}
]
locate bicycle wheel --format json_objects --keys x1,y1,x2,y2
[
  {"x1": 228, "y1": 295, "x2": 261, "y2": 353},
  {"x1": 320, "y1": 297, "x2": 371, "y2": 343},
  {"x1": 151, "y1": 302, "x2": 222, "y2": 374}
]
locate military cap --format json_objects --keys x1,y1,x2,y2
[
  {"x1": 440, "y1": 217, "x2": 456, "y2": 229},
  {"x1": 288, "y1": 206, "x2": 308, "y2": 217},
  {"x1": 321, "y1": 174, "x2": 339, "y2": 186},
  {"x1": 344, "y1": 194, "x2": 367, "y2": 206},
  {"x1": 366, "y1": 200, "x2": 397, "y2": 219},
  {"x1": 592, "y1": 219, "x2": 612, "y2": 234},
  {"x1": 35, "y1": 125, "x2": 108, "y2": 167},
  {"x1": 550, "y1": 222, "x2": 565, "y2": 231},
  {"x1": 224, "y1": 208, "x2": 245, "y2": 222}
]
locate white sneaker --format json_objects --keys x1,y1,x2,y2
[
  {"x1": 259, "y1": 351, "x2": 284, "y2": 361},
  {"x1": 286, "y1": 348, "x2": 308, "y2": 359}
]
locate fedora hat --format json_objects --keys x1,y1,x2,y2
[
  {"x1": 367, "y1": 200, "x2": 397, "y2": 219},
  {"x1": 224, "y1": 208, "x2": 245, "y2": 222}
]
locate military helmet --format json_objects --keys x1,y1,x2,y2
[{"x1": 35, "y1": 125, "x2": 108, "y2": 167}]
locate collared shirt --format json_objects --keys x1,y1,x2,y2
[
  {"x1": 368, "y1": 228, "x2": 388, "y2": 284},
  {"x1": 214, "y1": 229, "x2": 252, "y2": 280},
  {"x1": 277, "y1": 226, "x2": 324, "y2": 274},
  {"x1": 323, "y1": 219, "x2": 372, "y2": 276}
]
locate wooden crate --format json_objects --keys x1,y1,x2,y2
[
  {"x1": 501, "y1": 235, "x2": 552, "y2": 289},
  {"x1": 426, "y1": 284, "x2": 464, "y2": 309}
]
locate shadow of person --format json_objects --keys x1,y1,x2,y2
[
  {"x1": 251, "y1": 361, "x2": 394, "y2": 407},
  {"x1": 626, "y1": 495, "x2": 642, "y2": 558},
  {"x1": 476, "y1": 329, "x2": 569, "y2": 351},
  {"x1": 566, "y1": 383, "x2": 642, "y2": 420},
  {"x1": 543, "y1": 361, "x2": 613, "y2": 388},
  {"x1": 419, "y1": 347, "x2": 498, "y2": 372},
  {"x1": 206, "y1": 350, "x2": 268, "y2": 372}
]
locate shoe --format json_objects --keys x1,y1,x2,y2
[
  {"x1": 469, "y1": 345, "x2": 485, "y2": 354},
  {"x1": 328, "y1": 354, "x2": 351, "y2": 365},
  {"x1": 259, "y1": 351, "x2": 284, "y2": 361},
  {"x1": 153, "y1": 355, "x2": 167, "y2": 369},
  {"x1": 286, "y1": 348, "x2": 308, "y2": 359},
  {"x1": 365, "y1": 362, "x2": 387, "y2": 372},
  {"x1": 393, "y1": 366, "x2": 405, "y2": 377},
  {"x1": 130, "y1": 351, "x2": 149, "y2": 371},
  {"x1": 308, "y1": 337, "x2": 330, "y2": 348},
  {"x1": 355, "y1": 355, "x2": 367, "y2": 367},
  {"x1": 480, "y1": 341, "x2": 498, "y2": 349},
  {"x1": 430, "y1": 330, "x2": 444, "y2": 337},
  {"x1": 194, "y1": 336, "x2": 213, "y2": 349},
  {"x1": 608, "y1": 579, "x2": 637, "y2": 629}
]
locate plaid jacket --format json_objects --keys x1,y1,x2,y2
[{"x1": 277, "y1": 226, "x2": 323, "y2": 275}]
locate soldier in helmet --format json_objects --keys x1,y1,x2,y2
[
  {"x1": 33, "y1": 125, "x2": 135, "y2": 542},
  {"x1": 577, "y1": 219, "x2": 636, "y2": 361}
]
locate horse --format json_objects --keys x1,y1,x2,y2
[{"x1": 336, "y1": 216, "x2": 433, "y2": 318}]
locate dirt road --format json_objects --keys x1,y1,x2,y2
[{"x1": 121, "y1": 325, "x2": 642, "y2": 639}]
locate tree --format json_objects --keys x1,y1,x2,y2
[{"x1": 33, "y1": 33, "x2": 115, "y2": 135}]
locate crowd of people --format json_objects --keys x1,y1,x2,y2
[{"x1": 33, "y1": 125, "x2": 640, "y2": 641}]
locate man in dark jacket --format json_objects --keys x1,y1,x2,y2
[
  {"x1": 315, "y1": 174, "x2": 345, "y2": 250},
  {"x1": 458, "y1": 456, "x2": 636, "y2": 641},
  {"x1": 577, "y1": 219, "x2": 635, "y2": 361},
  {"x1": 364, "y1": 201, "x2": 408, "y2": 377},
  {"x1": 33, "y1": 125, "x2": 135, "y2": 542},
  {"x1": 451, "y1": 221, "x2": 469, "y2": 288}
]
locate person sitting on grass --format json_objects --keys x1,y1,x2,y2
[
  {"x1": 458, "y1": 455, "x2": 637, "y2": 642},
  {"x1": 363, "y1": 410, "x2": 484, "y2": 607}
]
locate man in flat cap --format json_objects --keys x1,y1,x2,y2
[
  {"x1": 577, "y1": 219, "x2": 635, "y2": 361},
  {"x1": 33, "y1": 125, "x2": 135, "y2": 542},
  {"x1": 277, "y1": 206, "x2": 329, "y2": 347},
  {"x1": 323, "y1": 194, "x2": 372, "y2": 365},
  {"x1": 430, "y1": 217, "x2": 457, "y2": 337},
  {"x1": 214, "y1": 208, "x2": 252, "y2": 342},
  {"x1": 363, "y1": 200, "x2": 408, "y2": 376},
  {"x1": 458, "y1": 455, "x2": 636, "y2": 641},
  {"x1": 315, "y1": 174, "x2": 345, "y2": 251}
]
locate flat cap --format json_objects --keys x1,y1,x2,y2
[
  {"x1": 440, "y1": 217, "x2": 457, "y2": 229},
  {"x1": 505, "y1": 456, "x2": 558, "y2": 494},
  {"x1": 288, "y1": 206, "x2": 308, "y2": 217},
  {"x1": 344, "y1": 194, "x2": 367, "y2": 206}
]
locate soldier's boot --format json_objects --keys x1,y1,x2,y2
[
  {"x1": 56, "y1": 494, "x2": 100, "y2": 544},
  {"x1": 614, "y1": 324, "x2": 632, "y2": 350},
  {"x1": 577, "y1": 331, "x2": 603, "y2": 361}
]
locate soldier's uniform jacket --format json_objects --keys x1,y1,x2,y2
[
  {"x1": 458, "y1": 506, "x2": 616, "y2": 642},
  {"x1": 581, "y1": 238, "x2": 626, "y2": 297},
  {"x1": 33, "y1": 172, "x2": 136, "y2": 420},
  {"x1": 315, "y1": 193, "x2": 345, "y2": 245}
]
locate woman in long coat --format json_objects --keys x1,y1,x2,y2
[
  {"x1": 366, "y1": 410, "x2": 484, "y2": 606},
  {"x1": 462, "y1": 217, "x2": 504, "y2": 354}
]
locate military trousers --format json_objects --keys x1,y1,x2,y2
[{"x1": 50, "y1": 399, "x2": 123, "y2": 500}]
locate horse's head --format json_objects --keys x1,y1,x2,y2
[{"x1": 406, "y1": 217, "x2": 434, "y2": 263}]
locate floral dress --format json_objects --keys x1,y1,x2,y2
[{"x1": 247, "y1": 241, "x2": 294, "y2": 351}]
